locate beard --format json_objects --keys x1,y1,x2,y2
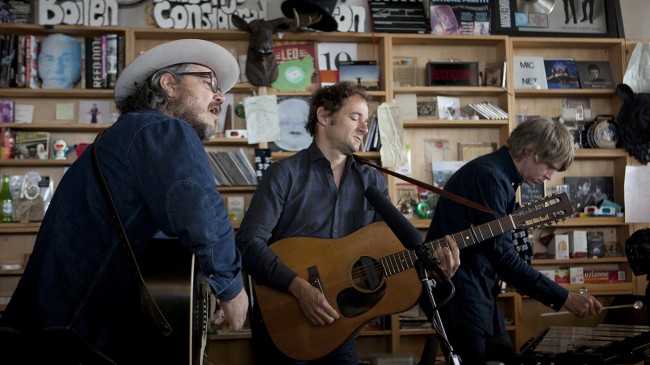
[{"x1": 166, "y1": 94, "x2": 217, "y2": 141}]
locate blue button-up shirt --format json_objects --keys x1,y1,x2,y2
[
  {"x1": 236, "y1": 142, "x2": 388, "y2": 291},
  {"x1": 1, "y1": 109, "x2": 243, "y2": 361},
  {"x1": 427, "y1": 146, "x2": 568, "y2": 335}
]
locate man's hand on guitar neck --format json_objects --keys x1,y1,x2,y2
[
  {"x1": 214, "y1": 287, "x2": 249, "y2": 331},
  {"x1": 288, "y1": 276, "x2": 340, "y2": 326},
  {"x1": 433, "y1": 235, "x2": 460, "y2": 277}
]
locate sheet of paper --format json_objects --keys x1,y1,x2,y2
[
  {"x1": 624, "y1": 165, "x2": 650, "y2": 223},
  {"x1": 244, "y1": 95, "x2": 280, "y2": 144},
  {"x1": 377, "y1": 101, "x2": 407, "y2": 168}
]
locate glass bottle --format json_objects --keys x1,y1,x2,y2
[
  {"x1": 416, "y1": 192, "x2": 433, "y2": 219},
  {"x1": 1, "y1": 173, "x2": 14, "y2": 223},
  {"x1": 397, "y1": 194, "x2": 414, "y2": 220}
]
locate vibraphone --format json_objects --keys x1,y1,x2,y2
[{"x1": 517, "y1": 324, "x2": 650, "y2": 365}]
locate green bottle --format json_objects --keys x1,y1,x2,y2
[{"x1": 1, "y1": 173, "x2": 13, "y2": 223}]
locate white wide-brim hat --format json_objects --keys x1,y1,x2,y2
[{"x1": 114, "y1": 39, "x2": 239, "y2": 101}]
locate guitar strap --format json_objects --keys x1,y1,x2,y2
[
  {"x1": 89, "y1": 132, "x2": 173, "y2": 336},
  {"x1": 353, "y1": 155, "x2": 496, "y2": 215}
]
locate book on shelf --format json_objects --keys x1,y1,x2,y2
[
  {"x1": 271, "y1": 43, "x2": 319, "y2": 92},
  {"x1": 25, "y1": 34, "x2": 39, "y2": 89},
  {"x1": 105, "y1": 34, "x2": 118, "y2": 88},
  {"x1": 14, "y1": 34, "x2": 25, "y2": 88},
  {"x1": 0, "y1": 33, "x2": 17, "y2": 88},
  {"x1": 544, "y1": 58, "x2": 580, "y2": 89},
  {"x1": 513, "y1": 56, "x2": 547, "y2": 89},
  {"x1": 0, "y1": 99, "x2": 14, "y2": 123},
  {"x1": 85, "y1": 36, "x2": 103, "y2": 89},
  {"x1": 226, "y1": 196, "x2": 245, "y2": 223},
  {"x1": 338, "y1": 60, "x2": 379, "y2": 91},
  {"x1": 435, "y1": 96, "x2": 460, "y2": 120},
  {"x1": 462, "y1": 100, "x2": 508, "y2": 120},
  {"x1": 575, "y1": 61, "x2": 614, "y2": 89},
  {"x1": 416, "y1": 99, "x2": 438, "y2": 119},
  {"x1": 483, "y1": 59, "x2": 506, "y2": 87},
  {"x1": 207, "y1": 150, "x2": 258, "y2": 186}
]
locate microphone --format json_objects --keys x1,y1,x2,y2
[
  {"x1": 364, "y1": 186, "x2": 423, "y2": 250},
  {"x1": 365, "y1": 186, "x2": 453, "y2": 295},
  {"x1": 364, "y1": 186, "x2": 441, "y2": 268}
]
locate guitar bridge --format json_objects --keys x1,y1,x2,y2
[{"x1": 307, "y1": 266, "x2": 324, "y2": 295}]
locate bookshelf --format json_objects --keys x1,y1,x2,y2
[{"x1": 0, "y1": 24, "x2": 647, "y2": 363}]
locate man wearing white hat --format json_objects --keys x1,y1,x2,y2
[{"x1": 0, "y1": 39, "x2": 248, "y2": 364}]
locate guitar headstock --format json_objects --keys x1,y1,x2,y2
[{"x1": 513, "y1": 192, "x2": 574, "y2": 230}]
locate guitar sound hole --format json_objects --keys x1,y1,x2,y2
[{"x1": 351, "y1": 256, "x2": 385, "y2": 292}]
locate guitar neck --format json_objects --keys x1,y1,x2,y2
[{"x1": 380, "y1": 214, "x2": 515, "y2": 277}]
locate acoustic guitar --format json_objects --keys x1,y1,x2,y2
[
  {"x1": 139, "y1": 238, "x2": 212, "y2": 365},
  {"x1": 253, "y1": 193, "x2": 573, "y2": 360}
]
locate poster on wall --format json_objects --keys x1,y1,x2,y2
[{"x1": 491, "y1": 0, "x2": 624, "y2": 38}]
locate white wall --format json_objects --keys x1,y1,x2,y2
[
  {"x1": 118, "y1": 0, "x2": 650, "y2": 39},
  {"x1": 619, "y1": 0, "x2": 650, "y2": 39}
]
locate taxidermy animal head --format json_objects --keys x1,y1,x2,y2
[
  {"x1": 231, "y1": 12, "x2": 325, "y2": 87},
  {"x1": 616, "y1": 83, "x2": 650, "y2": 163}
]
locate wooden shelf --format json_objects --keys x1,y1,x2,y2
[
  {"x1": 2, "y1": 122, "x2": 111, "y2": 132},
  {"x1": 531, "y1": 257, "x2": 629, "y2": 265},
  {"x1": 394, "y1": 86, "x2": 506, "y2": 96},
  {"x1": 0, "y1": 88, "x2": 114, "y2": 99},
  {"x1": 0, "y1": 223, "x2": 40, "y2": 234},
  {"x1": 513, "y1": 88, "x2": 616, "y2": 97},
  {"x1": 403, "y1": 119, "x2": 509, "y2": 128}
]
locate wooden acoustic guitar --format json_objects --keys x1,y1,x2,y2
[
  {"x1": 139, "y1": 238, "x2": 212, "y2": 365},
  {"x1": 253, "y1": 193, "x2": 573, "y2": 360}
]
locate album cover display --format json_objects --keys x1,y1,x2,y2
[
  {"x1": 576, "y1": 61, "x2": 614, "y2": 89},
  {"x1": 544, "y1": 58, "x2": 580, "y2": 89},
  {"x1": 271, "y1": 43, "x2": 319, "y2": 92}
]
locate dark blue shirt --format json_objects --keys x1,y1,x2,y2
[
  {"x1": 236, "y1": 142, "x2": 388, "y2": 291},
  {"x1": 1, "y1": 109, "x2": 243, "y2": 361},
  {"x1": 427, "y1": 146, "x2": 568, "y2": 335}
]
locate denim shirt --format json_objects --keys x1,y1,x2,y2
[
  {"x1": 426, "y1": 146, "x2": 568, "y2": 335},
  {"x1": 236, "y1": 142, "x2": 388, "y2": 291},
  {"x1": 1, "y1": 109, "x2": 243, "y2": 361}
]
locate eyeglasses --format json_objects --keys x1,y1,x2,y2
[
  {"x1": 176, "y1": 71, "x2": 221, "y2": 93},
  {"x1": 584, "y1": 206, "x2": 616, "y2": 216}
]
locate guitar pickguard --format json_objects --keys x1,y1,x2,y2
[
  {"x1": 337, "y1": 255, "x2": 387, "y2": 317},
  {"x1": 337, "y1": 284, "x2": 387, "y2": 318}
]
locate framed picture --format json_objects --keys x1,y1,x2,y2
[
  {"x1": 458, "y1": 141, "x2": 497, "y2": 161},
  {"x1": 491, "y1": 0, "x2": 624, "y2": 38},
  {"x1": 563, "y1": 176, "x2": 615, "y2": 215},
  {"x1": 393, "y1": 182, "x2": 419, "y2": 206}
]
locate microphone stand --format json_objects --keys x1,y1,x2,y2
[{"x1": 415, "y1": 245, "x2": 461, "y2": 365}]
